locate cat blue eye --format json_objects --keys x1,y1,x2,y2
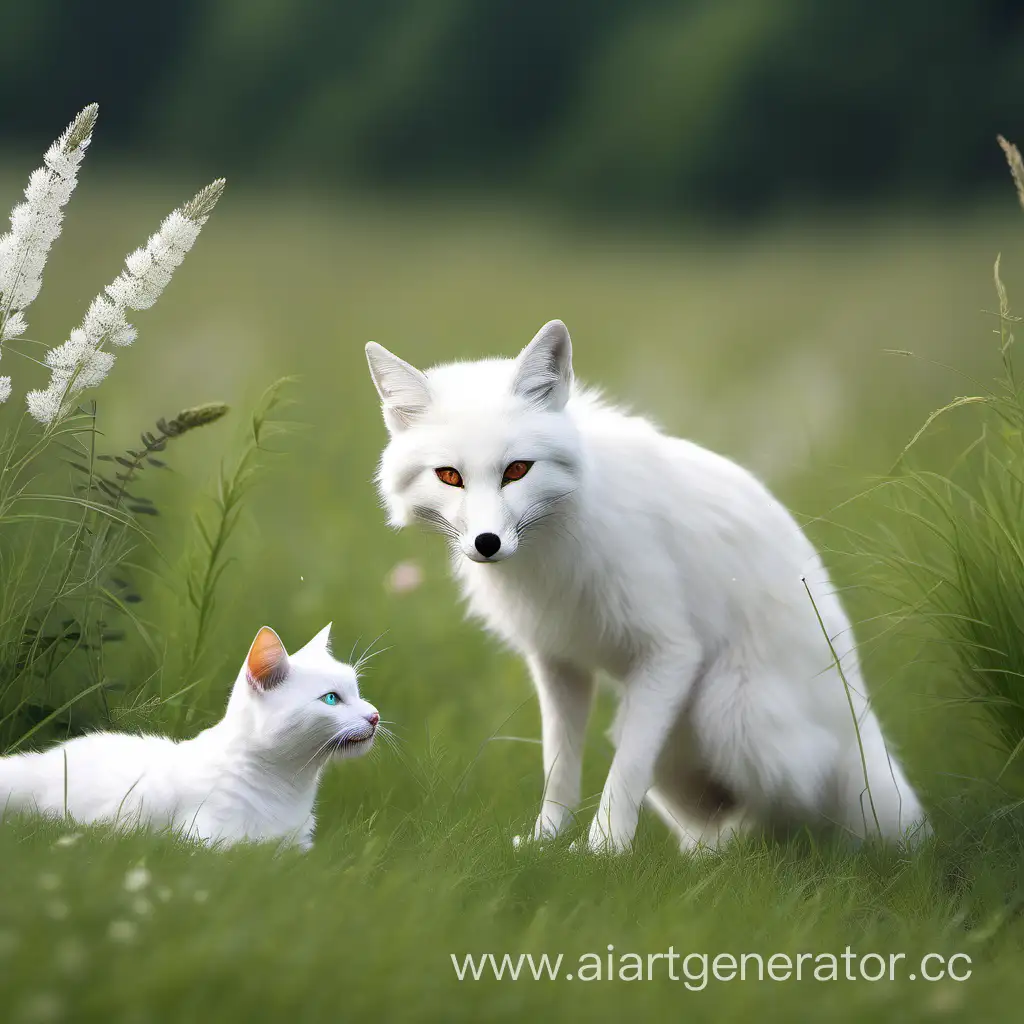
[{"x1": 319, "y1": 692, "x2": 341, "y2": 706}]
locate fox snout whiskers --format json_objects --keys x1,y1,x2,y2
[
  {"x1": 514, "y1": 491, "x2": 577, "y2": 539},
  {"x1": 411, "y1": 505, "x2": 460, "y2": 541},
  {"x1": 413, "y1": 505, "x2": 516, "y2": 562}
]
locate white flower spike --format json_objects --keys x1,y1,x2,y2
[
  {"x1": 0, "y1": 104, "x2": 97, "y2": 356},
  {"x1": 26, "y1": 178, "x2": 225, "y2": 423}
]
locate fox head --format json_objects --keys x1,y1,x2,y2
[{"x1": 365, "y1": 320, "x2": 582, "y2": 563}]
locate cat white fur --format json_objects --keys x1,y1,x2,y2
[
  {"x1": 366, "y1": 321, "x2": 928, "y2": 854},
  {"x1": 0, "y1": 624, "x2": 379, "y2": 849}
]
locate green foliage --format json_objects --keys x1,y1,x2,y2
[
  {"x1": 0, "y1": 402, "x2": 229, "y2": 751},
  {"x1": 4, "y1": 1, "x2": 1024, "y2": 216},
  {"x1": 0, "y1": 807, "x2": 1022, "y2": 1021},
  {"x1": 839, "y1": 137, "x2": 1024, "y2": 790},
  {"x1": 868, "y1": 256, "x2": 1024, "y2": 785}
]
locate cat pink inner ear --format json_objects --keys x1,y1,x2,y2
[{"x1": 246, "y1": 626, "x2": 289, "y2": 692}]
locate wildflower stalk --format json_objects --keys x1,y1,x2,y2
[
  {"x1": 97, "y1": 402, "x2": 230, "y2": 512},
  {"x1": 171, "y1": 380, "x2": 293, "y2": 725}
]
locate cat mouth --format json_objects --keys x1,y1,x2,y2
[{"x1": 327, "y1": 732, "x2": 375, "y2": 755}]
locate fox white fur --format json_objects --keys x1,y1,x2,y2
[
  {"x1": 0, "y1": 624, "x2": 379, "y2": 849},
  {"x1": 366, "y1": 320, "x2": 928, "y2": 854}
]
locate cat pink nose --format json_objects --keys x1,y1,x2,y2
[{"x1": 366, "y1": 712, "x2": 379, "y2": 728}]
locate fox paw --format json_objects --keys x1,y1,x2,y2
[
  {"x1": 512, "y1": 830, "x2": 555, "y2": 850},
  {"x1": 570, "y1": 828, "x2": 632, "y2": 856}
]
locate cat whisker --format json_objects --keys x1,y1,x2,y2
[
  {"x1": 297, "y1": 729, "x2": 348, "y2": 775},
  {"x1": 355, "y1": 644, "x2": 393, "y2": 671},
  {"x1": 366, "y1": 629, "x2": 391, "y2": 651},
  {"x1": 374, "y1": 725, "x2": 401, "y2": 752},
  {"x1": 348, "y1": 635, "x2": 363, "y2": 664},
  {"x1": 354, "y1": 629, "x2": 390, "y2": 669}
]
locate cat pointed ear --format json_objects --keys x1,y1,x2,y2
[
  {"x1": 365, "y1": 342, "x2": 432, "y2": 432},
  {"x1": 311, "y1": 622, "x2": 333, "y2": 653},
  {"x1": 512, "y1": 320, "x2": 573, "y2": 411},
  {"x1": 246, "y1": 626, "x2": 290, "y2": 692}
]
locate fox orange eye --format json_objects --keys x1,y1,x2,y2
[
  {"x1": 435, "y1": 467, "x2": 464, "y2": 487},
  {"x1": 502, "y1": 460, "x2": 533, "y2": 484}
]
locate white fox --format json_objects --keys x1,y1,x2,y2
[{"x1": 366, "y1": 321, "x2": 928, "y2": 854}]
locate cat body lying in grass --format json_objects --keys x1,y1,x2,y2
[
  {"x1": 366, "y1": 320, "x2": 928, "y2": 855},
  {"x1": 0, "y1": 624, "x2": 379, "y2": 849}
]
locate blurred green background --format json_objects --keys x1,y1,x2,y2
[
  {"x1": 3, "y1": 0, "x2": 1024, "y2": 216},
  {"x1": 2, "y1": 2, "x2": 1024, "y2": 1021}
]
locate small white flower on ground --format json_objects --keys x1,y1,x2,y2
[
  {"x1": 122, "y1": 865, "x2": 151, "y2": 893},
  {"x1": 131, "y1": 897, "x2": 152, "y2": 917},
  {"x1": 44, "y1": 901, "x2": 69, "y2": 921},
  {"x1": 927, "y1": 983, "x2": 965, "y2": 1014},
  {"x1": 55, "y1": 938, "x2": 86, "y2": 976},
  {"x1": 107, "y1": 920, "x2": 138, "y2": 944},
  {"x1": 53, "y1": 832, "x2": 83, "y2": 849},
  {"x1": 385, "y1": 560, "x2": 424, "y2": 594},
  {"x1": 0, "y1": 376, "x2": 10, "y2": 404},
  {"x1": 15, "y1": 992, "x2": 63, "y2": 1024},
  {"x1": 37, "y1": 873, "x2": 61, "y2": 891}
]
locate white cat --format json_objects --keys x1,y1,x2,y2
[
  {"x1": 366, "y1": 320, "x2": 929, "y2": 854},
  {"x1": 0, "y1": 624, "x2": 379, "y2": 849}
]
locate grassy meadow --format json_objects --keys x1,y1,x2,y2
[{"x1": 2, "y1": 166, "x2": 1024, "y2": 1021}]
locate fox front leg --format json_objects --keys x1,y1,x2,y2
[
  {"x1": 586, "y1": 646, "x2": 702, "y2": 854},
  {"x1": 515, "y1": 655, "x2": 593, "y2": 846}
]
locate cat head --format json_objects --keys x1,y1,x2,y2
[
  {"x1": 232, "y1": 624, "x2": 379, "y2": 764},
  {"x1": 365, "y1": 320, "x2": 582, "y2": 563}
]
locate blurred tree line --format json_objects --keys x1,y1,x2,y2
[{"x1": 2, "y1": 0, "x2": 1024, "y2": 216}]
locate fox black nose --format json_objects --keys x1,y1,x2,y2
[{"x1": 474, "y1": 532, "x2": 501, "y2": 558}]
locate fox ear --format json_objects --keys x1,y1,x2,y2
[
  {"x1": 365, "y1": 342, "x2": 432, "y2": 432},
  {"x1": 512, "y1": 320, "x2": 573, "y2": 411},
  {"x1": 246, "y1": 626, "x2": 290, "y2": 692}
]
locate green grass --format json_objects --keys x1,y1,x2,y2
[{"x1": 2, "y1": 168, "x2": 1024, "y2": 1021}]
